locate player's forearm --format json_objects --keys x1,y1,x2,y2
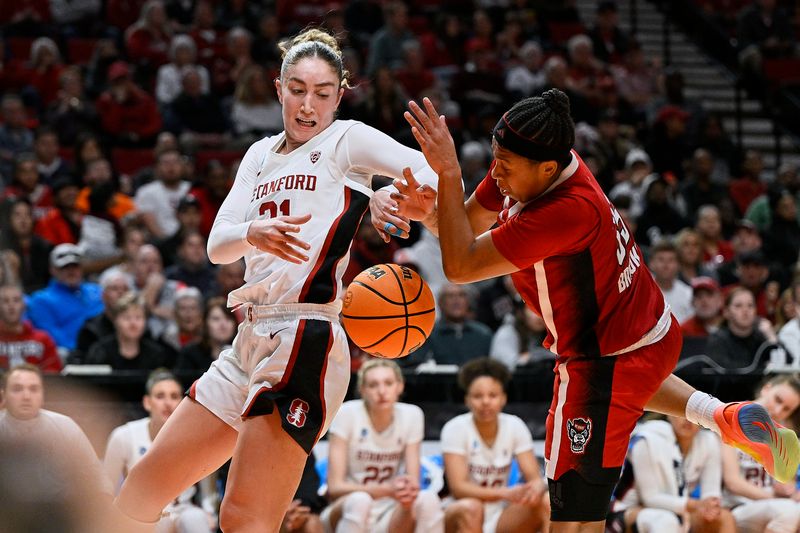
[
  {"x1": 327, "y1": 480, "x2": 391, "y2": 501},
  {"x1": 207, "y1": 220, "x2": 252, "y2": 264},
  {"x1": 436, "y1": 169, "x2": 475, "y2": 283},
  {"x1": 448, "y1": 480, "x2": 507, "y2": 502}
]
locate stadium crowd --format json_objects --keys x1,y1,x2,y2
[{"x1": 1, "y1": 0, "x2": 800, "y2": 532}]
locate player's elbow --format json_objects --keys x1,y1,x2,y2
[{"x1": 443, "y1": 263, "x2": 472, "y2": 284}]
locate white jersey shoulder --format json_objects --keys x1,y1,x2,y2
[
  {"x1": 211, "y1": 119, "x2": 438, "y2": 307},
  {"x1": 440, "y1": 412, "x2": 533, "y2": 488},
  {"x1": 329, "y1": 399, "x2": 424, "y2": 485},
  {"x1": 229, "y1": 120, "x2": 372, "y2": 306}
]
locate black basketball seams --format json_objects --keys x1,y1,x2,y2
[
  {"x1": 350, "y1": 280, "x2": 405, "y2": 305},
  {"x1": 341, "y1": 308, "x2": 435, "y2": 320},
  {"x1": 385, "y1": 264, "x2": 410, "y2": 356},
  {"x1": 361, "y1": 325, "x2": 430, "y2": 350}
]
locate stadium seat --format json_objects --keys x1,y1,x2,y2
[
  {"x1": 7, "y1": 37, "x2": 34, "y2": 60},
  {"x1": 547, "y1": 21, "x2": 586, "y2": 46},
  {"x1": 66, "y1": 38, "x2": 98, "y2": 65},
  {"x1": 111, "y1": 147, "x2": 155, "y2": 176},
  {"x1": 194, "y1": 149, "x2": 244, "y2": 173},
  {"x1": 763, "y1": 57, "x2": 800, "y2": 89}
]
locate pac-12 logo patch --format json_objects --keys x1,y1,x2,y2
[
  {"x1": 286, "y1": 398, "x2": 310, "y2": 428},
  {"x1": 310, "y1": 150, "x2": 321, "y2": 164},
  {"x1": 566, "y1": 417, "x2": 592, "y2": 454}
]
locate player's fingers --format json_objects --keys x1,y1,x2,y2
[
  {"x1": 421, "y1": 97, "x2": 442, "y2": 125},
  {"x1": 392, "y1": 177, "x2": 410, "y2": 194},
  {"x1": 382, "y1": 221, "x2": 408, "y2": 239},
  {"x1": 409, "y1": 125, "x2": 427, "y2": 147},
  {"x1": 402, "y1": 167, "x2": 421, "y2": 189},
  {"x1": 270, "y1": 243, "x2": 309, "y2": 263},
  {"x1": 408, "y1": 100, "x2": 433, "y2": 128},
  {"x1": 283, "y1": 213, "x2": 313, "y2": 225},
  {"x1": 403, "y1": 109, "x2": 421, "y2": 130},
  {"x1": 281, "y1": 234, "x2": 311, "y2": 251}
]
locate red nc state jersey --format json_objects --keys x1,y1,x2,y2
[{"x1": 475, "y1": 151, "x2": 666, "y2": 357}]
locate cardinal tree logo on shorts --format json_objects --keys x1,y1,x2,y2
[
  {"x1": 310, "y1": 150, "x2": 321, "y2": 164},
  {"x1": 566, "y1": 417, "x2": 592, "y2": 454},
  {"x1": 286, "y1": 398, "x2": 310, "y2": 428}
]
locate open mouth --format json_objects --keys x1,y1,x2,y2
[{"x1": 296, "y1": 118, "x2": 316, "y2": 128}]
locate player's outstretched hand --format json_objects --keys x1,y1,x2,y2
[
  {"x1": 404, "y1": 98, "x2": 459, "y2": 179},
  {"x1": 246, "y1": 213, "x2": 312, "y2": 264},
  {"x1": 394, "y1": 168, "x2": 437, "y2": 221},
  {"x1": 370, "y1": 189, "x2": 411, "y2": 243}
]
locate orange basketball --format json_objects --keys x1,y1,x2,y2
[{"x1": 342, "y1": 263, "x2": 436, "y2": 359}]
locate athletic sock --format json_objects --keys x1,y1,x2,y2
[{"x1": 685, "y1": 391, "x2": 724, "y2": 434}]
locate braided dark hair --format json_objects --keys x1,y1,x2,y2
[
  {"x1": 502, "y1": 89, "x2": 575, "y2": 166},
  {"x1": 457, "y1": 357, "x2": 511, "y2": 394}
]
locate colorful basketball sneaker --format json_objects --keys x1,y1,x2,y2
[{"x1": 714, "y1": 401, "x2": 800, "y2": 483}]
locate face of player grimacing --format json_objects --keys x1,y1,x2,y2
[
  {"x1": 143, "y1": 379, "x2": 182, "y2": 429},
  {"x1": 491, "y1": 141, "x2": 559, "y2": 203},
  {"x1": 466, "y1": 376, "x2": 507, "y2": 424},
  {"x1": 4, "y1": 369, "x2": 44, "y2": 421},
  {"x1": 276, "y1": 57, "x2": 344, "y2": 152},
  {"x1": 360, "y1": 366, "x2": 403, "y2": 411}
]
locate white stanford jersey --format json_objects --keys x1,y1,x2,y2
[
  {"x1": 614, "y1": 420, "x2": 721, "y2": 514},
  {"x1": 724, "y1": 450, "x2": 774, "y2": 508},
  {"x1": 207, "y1": 120, "x2": 437, "y2": 307},
  {"x1": 104, "y1": 417, "x2": 195, "y2": 503},
  {"x1": 327, "y1": 399, "x2": 424, "y2": 485},
  {"x1": 440, "y1": 412, "x2": 534, "y2": 488}
]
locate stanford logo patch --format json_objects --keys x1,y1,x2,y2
[
  {"x1": 566, "y1": 417, "x2": 592, "y2": 454},
  {"x1": 286, "y1": 398, "x2": 310, "y2": 428},
  {"x1": 310, "y1": 150, "x2": 321, "y2": 164}
]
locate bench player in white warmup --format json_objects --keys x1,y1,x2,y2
[
  {"x1": 441, "y1": 358, "x2": 549, "y2": 533},
  {"x1": 721, "y1": 375, "x2": 800, "y2": 533},
  {"x1": 321, "y1": 359, "x2": 443, "y2": 533},
  {"x1": 104, "y1": 369, "x2": 215, "y2": 532},
  {"x1": 112, "y1": 28, "x2": 439, "y2": 532}
]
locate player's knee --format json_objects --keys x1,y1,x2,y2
[
  {"x1": 636, "y1": 508, "x2": 681, "y2": 533},
  {"x1": 219, "y1": 496, "x2": 258, "y2": 532},
  {"x1": 342, "y1": 491, "x2": 373, "y2": 523},
  {"x1": 413, "y1": 490, "x2": 443, "y2": 515},
  {"x1": 766, "y1": 500, "x2": 800, "y2": 533},
  {"x1": 447, "y1": 498, "x2": 483, "y2": 526}
]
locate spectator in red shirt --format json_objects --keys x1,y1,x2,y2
[
  {"x1": 681, "y1": 276, "x2": 724, "y2": 338},
  {"x1": 124, "y1": 0, "x2": 171, "y2": 71},
  {"x1": 729, "y1": 149, "x2": 767, "y2": 216},
  {"x1": 189, "y1": 160, "x2": 229, "y2": 238},
  {"x1": 95, "y1": 60, "x2": 162, "y2": 147},
  {"x1": 395, "y1": 40, "x2": 437, "y2": 101},
  {"x1": 25, "y1": 37, "x2": 64, "y2": 108},
  {"x1": 0, "y1": 284, "x2": 61, "y2": 372}
]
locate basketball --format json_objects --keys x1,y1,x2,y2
[{"x1": 342, "y1": 264, "x2": 436, "y2": 359}]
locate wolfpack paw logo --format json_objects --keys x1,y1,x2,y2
[
  {"x1": 286, "y1": 398, "x2": 310, "y2": 428},
  {"x1": 566, "y1": 417, "x2": 592, "y2": 454},
  {"x1": 310, "y1": 150, "x2": 321, "y2": 164}
]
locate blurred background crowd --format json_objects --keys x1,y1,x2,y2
[
  {"x1": 2, "y1": 0, "x2": 800, "y2": 532},
  {"x1": 0, "y1": 0, "x2": 800, "y2": 455}
]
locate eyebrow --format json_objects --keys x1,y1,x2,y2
[{"x1": 286, "y1": 77, "x2": 337, "y2": 88}]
